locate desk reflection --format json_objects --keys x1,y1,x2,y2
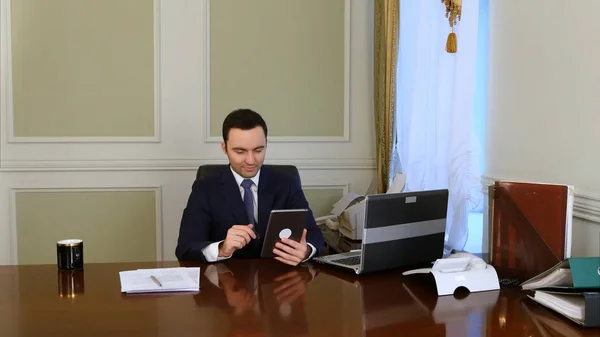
[
  {"x1": 194, "y1": 261, "x2": 315, "y2": 337},
  {"x1": 486, "y1": 289, "x2": 600, "y2": 337},
  {"x1": 328, "y1": 270, "x2": 597, "y2": 337},
  {"x1": 317, "y1": 271, "x2": 497, "y2": 337},
  {"x1": 521, "y1": 300, "x2": 590, "y2": 337},
  {"x1": 57, "y1": 269, "x2": 85, "y2": 298},
  {"x1": 0, "y1": 260, "x2": 596, "y2": 337}
]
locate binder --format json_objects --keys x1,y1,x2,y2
[
  {"x1": 521, "y1": 257, "x2": 600, "y2": 328},
  {"x1": 521, "y1": 257, "x2": 600, "y2": 290},
  {"x1": 488, "y1": 181, "x2": 574, "y2": 281},
  {"x1": 527, "y1": 291, "x2": 600, "y2": 327}
]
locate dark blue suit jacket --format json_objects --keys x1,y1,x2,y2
[{"x1": 175, "y1": 165, "x2": 324, "y2": 262}]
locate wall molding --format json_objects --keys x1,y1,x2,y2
[
  {"x1": 482, "y1": 175, "x2": 600, "y2": 224},
  {"x1": 304, "y1": 183, "x2": 350, "y2": 195},
  {"x1": 570, "y1": 193, "x2": 600, "y2": 225},
  {"x1": 0, "y1": 158, "x2": 376, "y2": 172},
  {"x1": 203, "y1": 0, "x2": 351, "y2": 143},
  {"x1": 1, "y1": 0, "x2": 162, "y2": 143},
  {"x1": 7, "y1": 185, "x2": 163, "y2": 265}
]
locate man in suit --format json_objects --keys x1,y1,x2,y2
[{"x1": 176, "y1": 108, "x2": 324, "y2": 265}]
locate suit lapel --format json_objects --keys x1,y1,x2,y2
[
  {"x1": 219, "y1": 167, "x2": 249, "y2": 225},
  {"x1": 257, "y1": 166, "x2": 274, "y2": 236}
]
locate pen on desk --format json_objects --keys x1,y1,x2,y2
[{"x1": 150, "y1": 275, "x2": 162, "y2": 287}]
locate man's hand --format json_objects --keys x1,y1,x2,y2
[
  {"x1": 218, "y1": 224, "x2": 256, "y2": 257},
  {"x1": 273, "y1": 229, "x2": 310, "y2": 266}
]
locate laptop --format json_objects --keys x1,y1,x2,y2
[{"x1": 313, "y1": 189, "x2": 449, "y2": 274}]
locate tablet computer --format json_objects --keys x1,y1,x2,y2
[{"x1": 260, "y1": 209, "x2": 309, "y2": 258}]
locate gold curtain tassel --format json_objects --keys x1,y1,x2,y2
[
  {"x1": 446, "y1": 32, "x2": 457, "y2": 53},
  {"x1": 441, "y1": 0, "x2": 461, "y2": 53}
]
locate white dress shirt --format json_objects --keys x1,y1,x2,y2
[{"x1": 201, "y1": 166, "x2": 316, "y2": 262}]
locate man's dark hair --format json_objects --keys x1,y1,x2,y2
[{"x1": 222, "y1": 108, "x2": 268, "y2": 143}]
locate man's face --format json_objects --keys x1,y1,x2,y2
[{"x1": 221, "y1": 127, "x2": 267, "y2": 178}]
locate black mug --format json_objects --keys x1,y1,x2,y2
[{"x1": 57, "y1": 239, "x2": 84, "y2": 270}]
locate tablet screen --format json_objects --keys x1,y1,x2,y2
[{"x1": 260, "y1": 209, "x2": 309, "y2": 258}]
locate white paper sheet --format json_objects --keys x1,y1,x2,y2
[{"x1": 119, "y1": 267, "x2": 200, "y2": 294}]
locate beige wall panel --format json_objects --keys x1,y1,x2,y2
[
  {"x1": 10, "y1": 0, "x2": 155, "y2": 137},
  {"x1": 303, "y1": 188, "x2": 343, "y2": 218},
  {"x1": 209, "y1": 0, "x2": 345, "y2": 137},
  {"x1": 15, "y1": 190, "x2": 157, "y2": 264}
]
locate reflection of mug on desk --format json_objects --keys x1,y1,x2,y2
[{"x1": 58, "y1": 270, "x2": 85, "y2": 298}]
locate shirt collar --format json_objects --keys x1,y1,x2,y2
[{"x1": 230, "y1": 165, "x2": 260, "y2": 188}]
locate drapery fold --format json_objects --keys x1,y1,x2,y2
[{"x1": 374, "y1": 0, "x2": 400, "y2": 193}]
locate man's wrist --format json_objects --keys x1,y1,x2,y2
[
  {"x1": 218, "y1": 241, "x2": 226, "y2": 257},
  {"x1": 302, "y1": 243, "x2": 317, "y2": 262},
  {"x1": 202, "y1": 241, "x2": 229, "y2": 262}
]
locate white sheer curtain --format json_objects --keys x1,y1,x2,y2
[{"x1": 395, "y1": 0, "x2": 483, "y2": 251}]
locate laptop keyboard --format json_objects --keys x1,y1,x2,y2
[{"x1": 331, "y1": 256, "x2": 361, "y2": 266}]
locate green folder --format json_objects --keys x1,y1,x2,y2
[{"x1": 569, "y1": 257, "x2": 600, "y2": 289}]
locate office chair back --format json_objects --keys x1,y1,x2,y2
[{"x1": 196, "y1": 164, "x2": 301, "y2": 184}]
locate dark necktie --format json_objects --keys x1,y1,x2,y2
[
  {"x1": 241, "y1": 179, "x2": 255, "y2": 225},
  {"x1": 241, "y1": 179, "x2": 260, "y2": 242}
]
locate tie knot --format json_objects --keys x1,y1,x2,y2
[{"x1": 241, "y1": 179, "x2": 253, "y2": 190}]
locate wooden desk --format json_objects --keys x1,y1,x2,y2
[{"x1": 0, "y1": 259, "x2": 598, "y2": 336}]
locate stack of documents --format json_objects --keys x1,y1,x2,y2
[
  {"x1": 520, "y1": 257, "x2": 600, "y2": 327},
  {"x1": 119, "y1": 267, "x2": 200, "y2": 294}
]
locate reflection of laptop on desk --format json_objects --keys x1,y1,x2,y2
[
  {"x1": 314, "y1": 190, "x2": 449, "y2": 274},
  {"x1": 333, "y1": 275, "x2": 437, "y2": 337}
]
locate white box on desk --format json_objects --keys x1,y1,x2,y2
[
  {"x1": 328, "y1": 191, "x2": 365, "y2": 240},
  {"x1": 337, "y1": 196, "x2": 366, "y2": 240},
  {"x1": 328, "y1": 173, "x2": 406, "y2": 241}
]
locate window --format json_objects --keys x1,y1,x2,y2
[
  {"x1": 465, "y1": 0, "x2": 489, "y2": 254},
  {"x1": 395, "y1": 0, "x2": 489, "y2": 253}
]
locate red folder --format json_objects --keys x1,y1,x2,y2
[{"x1": 489, "y1": 181, "x2": 574, "y2": 281}]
